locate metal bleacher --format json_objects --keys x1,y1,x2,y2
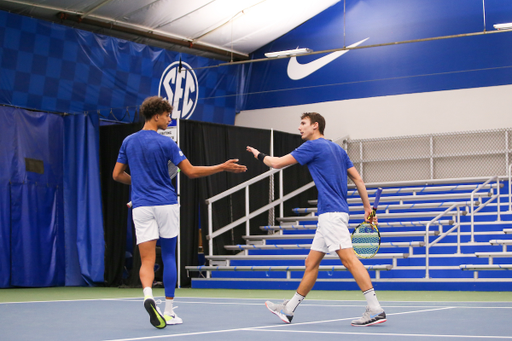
[{"x1": 186, "y1": 174, "x2": 512, "y2": 291}]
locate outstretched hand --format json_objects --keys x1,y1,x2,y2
[
  {"x1": 222, "y1": 159, "x2": 247, "y2": 173},
  {"x1": 246, "y1": 146, "x2": 260, "y2": 158}
]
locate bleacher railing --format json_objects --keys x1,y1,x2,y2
[
  {"x1": 202, "y1": 170, "x2": 508, "y2": 281},
  {"x1": 205, "y1": 165, "x2": 315, "y2": 259},
  {"x1": 421, "y1": 175, "x2": 502, "y2": 278},
  {"x1": 425, "y1": 204, "x2": 463, "y2": 278},
  {"x1": 470, "y1": 176, "x2": 501, "y2": 242}
]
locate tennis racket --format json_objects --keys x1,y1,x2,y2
[{"x1": 351, "y1": 187, "x2": 383, "y2": 259}]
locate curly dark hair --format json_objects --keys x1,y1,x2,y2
[
  {"x1": 140, "y1": 96, "x2": 173, "y2": 120},
  {"x1": 301, "y1": 112, "x2": 325, "y2": 135}
]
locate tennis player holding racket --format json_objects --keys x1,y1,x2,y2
[
  {"x1": 113, "y1": 96, "x2": 246, "y2": 329},
  {"x1": 247, "y1": 112, "x2": 386, "y2": 327}
]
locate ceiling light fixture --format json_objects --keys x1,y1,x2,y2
[
  {"x1": 493, "y1": 23, "x2": 512, "y2": 30},
  {"x1": 265, "y1": 48, "x2": 313, "y2": 58}
]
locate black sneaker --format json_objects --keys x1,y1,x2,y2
[{"x1": 143, "y1": 297, "x2": 167, "y2": 329}]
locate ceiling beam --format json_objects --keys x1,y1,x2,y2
[{"x1": 57, "y1": 12, "x2": 249, "y2": 61}]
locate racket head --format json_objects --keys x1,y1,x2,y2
[{"x1": 351, "y1": 222, "x2": 381, "y2": 259}]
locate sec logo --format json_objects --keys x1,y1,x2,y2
[{"x1": 158, "y1": 60, "x2": 198, "y2": 120}]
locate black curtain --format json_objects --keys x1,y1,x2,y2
[
  {"x1": 100, "y1": 122, "x2": 142, "y2": 287},
  {"x1": 179, "y1": 121, "x2": 271, "y2": 286}
]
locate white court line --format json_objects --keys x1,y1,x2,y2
[
  {"x1": 2, "y1": 297, "x2": 511, "y2": 310},
  {"x1": 174, "y1": 300, "x2": 512, "y2": 309},
  {"x1": 177, "y1": 296, "x2": 512, "y2": 304},
  {"x1": 0, "y1": 297, "x2": 141, "y2": 305},
  {"x1": 3, "y1": 294, "x2": 512, "y2": 305},
  {"x1": 102, "y1": 306, "x2": 455, "y2": 341},
  {"x1": 3, "y1": 294, "x2": 512, "y2": 306},
  {"x1": 249, "y1": 329, "x2": 512, "y2": 339}
]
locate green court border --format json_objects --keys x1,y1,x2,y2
[{"x1": 1, "y1": 287, "x2": 512, "y2": 303}]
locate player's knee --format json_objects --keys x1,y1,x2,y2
[
  {"x1": 304, "y1": 257, "x2": 319, "y2": 270},
  {"x1": 340, "y1": 253, "x2": 358, "y2": 270}
]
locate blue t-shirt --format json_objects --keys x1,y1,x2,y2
[
  {"x1": 117, "y1": 130, "x2": 186, "y2": 208},
  {"x1": 291, "y1": 138, "x2": 354, "y2": 215}
]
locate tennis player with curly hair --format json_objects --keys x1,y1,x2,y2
[{"x1": 113, "y1": 96, "x2": 246, "y2": 329}]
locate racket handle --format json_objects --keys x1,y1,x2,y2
[
  {"x1": 373, "y1": 187, "x2": 383, "y2": 209},
  {"x1": 127, "y1": 201, "x2": 132, "y2": 208}
]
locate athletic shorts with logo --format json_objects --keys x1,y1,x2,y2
[
  {"x1": 132, "y1": 204, "x2": 179, "y2": 244},
  {"x1": 311, "y1": 212, "x2": 352, "y2": 253}
]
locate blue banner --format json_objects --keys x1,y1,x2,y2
[
  {"x1": 0, "y1": 11, "x2": 240, "y2": 124},
  {"x1": 242, "y1": 0, "x2": 512, "y2": 110}
]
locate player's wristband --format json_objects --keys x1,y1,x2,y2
[{"x1": 257, "y1": 153, "x2": 267, "y2": 162}]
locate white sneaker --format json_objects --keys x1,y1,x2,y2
[
  {"x1": 351, "y1": 306, "x2": 387, "y2": 326},
  {"x1": 164, "y1": 307, "x2": 183, "y2": 325},
  {"x1": 265, "y1": 300, "x2": 294, "y2": 324}
]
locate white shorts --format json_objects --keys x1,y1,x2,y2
[
  {"x1": 311, "y1": 212, "x2": 352, "y2": 253},
  {"x1": 132, "y1": 204, "x2": 179, "y2": 244}
]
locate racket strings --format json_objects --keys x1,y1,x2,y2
[{"x1": 352, "y1": 223, "x2": 380, "y2": 258}]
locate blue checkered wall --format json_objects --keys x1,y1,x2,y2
[{"x1": 0, "y1": 11, "x2": 239, "y2": 124}]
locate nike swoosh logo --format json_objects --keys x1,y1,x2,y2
[
  {"x1": 151, "y1": 306, "x2": 166, "y2": 327},
  {"x1": 287, "y1": 37, "x2": 369, "y2": 80}
]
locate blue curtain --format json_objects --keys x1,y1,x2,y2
[
  {"x1": 0, "y1": 106, "x2": 104, "y2": 287},
  {"x1": 0, "y1": 107, "x2": 65, "y2": 287},
  {"x1": 0, "y1": 108, "x2": 15, "y2": 288},
  {"x1": 63, "y1": 112, "x2": 105, "y2": 286},
  {"x1": 10, "y1": 183, "x2": 65, "y2": 286}
]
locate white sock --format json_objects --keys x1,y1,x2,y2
[
  {"x1": 164, "y1": 298, "x2": 174, "y2": 315},
  {"x1": 143, "y1": 287, "x2": 153, "y2": 299},
  {"x1": 286, "y1": 292, "x2": 305, "y2": 313},
  {"x1": 363, "y1": 288, "x2": 382, "y2": 311}
]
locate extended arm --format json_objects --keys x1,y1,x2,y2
[
  {"x1": 178, "y1": 158, "x2": 247, "y2": 179},
  {"x1": 347, "y1": 166, "x2": 373, "y2": 222},
  {"x1": 246, "y1": 146, "x2": 298, "y2": 169},
  {"x1": 112, "y1": 162, "x2": 131, "y2": 185}
]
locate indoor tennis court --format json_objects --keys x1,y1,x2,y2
[
  {"x1": 2, "y1": 1, "x2": 512, "y2": 340},
  {"x1": 1, "y1": 288, "x2": 511, "y2": 341}
]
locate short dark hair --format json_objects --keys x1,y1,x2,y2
[
  {"x1": 140, "y1": 96, "x2": 173, "y2": 120},
  {"x1": 301, "y1": 112, "x2": 325, "y2": 135}
]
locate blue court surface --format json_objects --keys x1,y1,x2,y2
[{"x1": 1, "y1": 296, "x2": 511, "y2": 340}]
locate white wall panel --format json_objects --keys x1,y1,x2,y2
[{"x1": 235, "y1": 84, "x2": 512, "y2": 140}]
